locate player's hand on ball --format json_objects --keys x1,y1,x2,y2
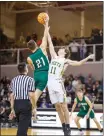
[
  {"x1": 85, "y1": 114, "x2": 89, "y2": 119},
  {"x1": 88, "y1": 54, "x2": 95, "y2": 59},
  {"x1": 44, "y1": 14, "x2": 49, "y2": 22},
  {"x1": 9, "y1": 109, "x2": 16, "y2": 120}
]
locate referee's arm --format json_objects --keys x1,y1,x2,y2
[
  {"x1": 9, "y1": 81, "x2": 15, "y2": 119},
  {"x1": 9, "y1": 81, "x2": 15, "y2": 110},
  {"x1": 28, "y1": 78, "x2": 35, "y2": 109}
]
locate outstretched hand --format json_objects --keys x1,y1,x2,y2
[
  {"x1": 88, "y1": 54, "x2": 95, "y2": 59},
  {"x1": 43, "y1": 14, "x2": 49, "y2": 27}
]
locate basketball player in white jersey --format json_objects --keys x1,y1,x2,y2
[{"x1": 47, "y1": 29, "x2": 94, "y2": 135}]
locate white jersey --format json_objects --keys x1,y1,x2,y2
[
  {"x1": 48, "y1": 57, "x2": 66, "y2": 98},
  {"x1": 48, "y1": 57, "x2": 66, "y2": 80}
]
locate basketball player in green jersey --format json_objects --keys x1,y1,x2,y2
[
  {"x1": 70, "y1": 89, "x2": 103, "y2": 135},
  {"x1": 27, "y1": 19, "x2": 49, "y2": 115}
]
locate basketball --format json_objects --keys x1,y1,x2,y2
[{"x1": 37, "y1": 12, "x2": 49, "y2": 24}]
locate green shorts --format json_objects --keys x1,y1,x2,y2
[
  {"x1": 34, "y1": 71, "x2": 48, "y2": 91},
  {"x1": 77, "y1": 110, "x2": 95, "y2": 119}
]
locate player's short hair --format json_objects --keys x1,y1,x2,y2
[
  {"x1": 59, "y1": 47, "x2": 70, "y2": 58},
  {"x1": 18, "y1": 62, "x2": 27, "y2": 73},
  {"x1": 27, "y1": 39, "x2": 37, "y2": 50},
  {"x1": 76, "y1": 89, "x2": 83, "y2": 93}
]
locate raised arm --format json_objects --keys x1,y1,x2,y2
[
  {"x1": 65, "y1": 54, "x2": 94, "y2": 66},
  {"x1": 47, "y1": 31, "x2": 57, "y2": 59},
  {"x1": 40, "y1": 20, "x2": 49, "y2": 55}
]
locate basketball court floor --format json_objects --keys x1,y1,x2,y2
[{"x1": 1, "y1": 128, "x2": 103, "y2": 135}]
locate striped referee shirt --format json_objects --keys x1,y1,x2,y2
[{"x1": 10, "y1": 75, "x2": 35, "y2": 100}]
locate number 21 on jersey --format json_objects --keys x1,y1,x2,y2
[{"x1": 36, "y1": 57, "x2": 45, "y2": 68}]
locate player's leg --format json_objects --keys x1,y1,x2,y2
[
  {"x1": 61, "y1": 102, "x2": 71, "y2": 135},
  {"x1": 33, "y1": 88, "x2": 43, "y2": 108},
  {"x1": 56, "y1": 91, "x2": 70, "y2": 135},
  {"x1": 75, "y1": 115, "x2": 84, "y2": 135},
  {"x1": 33, "y1": 72, "x2": 48, "y2": 117},
  {"x1": 55, "y1": 103, "x2": 65, "y2": 123},
  {"x1": 49, "y1": 92, "x2": 65, "y2": 127},
  {"x1": 49, "y1": 91, "x2": 66, "y2": 135},
  {"x1": 59, "y1": 81, "x2": 71, "y2": 135},
  {"x1": 75, "y1": 116, "x2": 82, "y2": 129},
  {"x1": 90, "y1": 110, "x2": 103, "y2": 132},
  {"x1": 55, "y1": 102, "x2": 68, "y2": 135},
  {"x1": 93, "y1": 118, "x2": 103, "y2": 132}
]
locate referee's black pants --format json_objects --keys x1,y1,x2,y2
[{"x1": 14, "y1": 100, "x2": 32, "y2": 136}]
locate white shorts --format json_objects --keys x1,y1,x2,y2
[
  {"x1": 49, "y1": 91, "x2": 67, "y2": 104},
  {"x1": 48, "y1": 79, "x2": 66, "y2": 104}
]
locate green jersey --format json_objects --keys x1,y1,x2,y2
[
  {"x1": 76, "y1": 96, "x2": 95, "y2": 118},
  {"x1": 29, "y1": 48, "x2": 49, "y2": 73},
  {"x1": 76, "y1": 96, "x2": 90, "y2": 111}
]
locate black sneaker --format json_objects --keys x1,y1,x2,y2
[
  {"x1": 63, "y1": 127, "x2": 71, "y2": 136},
  {"x1": 67, "y1": 128, "x2": 71, "y2": 135}
]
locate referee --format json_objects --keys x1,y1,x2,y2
[{"x1": 9, "y1": 62, "x2": 35, "y2": 136}]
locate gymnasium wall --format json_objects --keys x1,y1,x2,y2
[
  {"x1": 1, "y1": 63, "x2": 103, "y2": 80},
  {"x1": 16, "y1": 6, "x2": 103, "y2": 40},
  {"x1": 0, "y1": 2, "x2": 16, "y2": 39}
]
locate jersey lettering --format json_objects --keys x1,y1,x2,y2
[
  {"x1": 52, "y1": 61, "x2": 61, "y2": 67},
  {"x1": 36, "y1": 57, "x2": 45, "y2": 68}
]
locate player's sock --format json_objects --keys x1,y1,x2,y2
[
  {"x1": 62, "y1": 123, "x2": 66, "y2": 132},
  {"x1": 66, "y1": 124, "x2": 71, "y2": 135},
  {"x1": 99, "y1": 128, "x2": 103, "y2": 132},
  {"x1": 78, "y1": 128, "x2": 82, "y2": 131},
  {"x1": 66, "y1": 124, "x2": 70, "y2": 129}
]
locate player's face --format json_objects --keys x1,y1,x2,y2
[
  {"x1": 76, "y1": 91, "x2": 83, "y2": 98},
  {"x1": 58, "y1": 48, "x2": 66, "y2": 57}
]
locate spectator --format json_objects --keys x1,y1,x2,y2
[
  {"x1": 95, "y1": 81, "x2": 102, "y2": 93},
  {"x1": 64, "y1": 77, "x2": 70, "y2": 88},
  {"x1": 37, "y1": 40, "x2": 42, "y2": 46},
  {"x1": 85, "y1": 92, "x2": 92, "y2": 100},
  {"x1": 100, "y1": 50, "x2": 103, "y2": 61},
  {"x1": 19, "y1": 32, "x2": 25, "y2": 44},
  {"x1": 99, "y1": 29, "x2": 103, "y2": 43},
  {"x1": 58, "y1": 38, "x2": 64, "y2": 46},
  {"x1": 79, "y1": 38, "x2": 87, "y2": 60},
  {"x1": 78, "y1": 74, "x2": 85, "y2": 84},
  {"x1": 82, "y1": 84, "x2": 86, "y2": 94},
  {"x1": 66, "y1": 93, "x2": 72, "y2": 105},
  {"x1": 91, "y1": 84, "x2": 98, "y2": 96},
  {"x1": 65, "y1": 34, "x2": 72, "y2": 44},
  {"x1": 90, "y1": 26, "x2": 100, "y2": 44},
  {"x1": 72, "y1": 76, "x2": 79, "y2": 91},
  {"x1": 0, "y1": 28, "x2": 8, "y2": 49},
  {"x1": 39, "y1": 99, "x2": 52, "y2": 108},
  {"x1": 86, "y1": 47, "x2": 93, "y2": 61},
  {"x1": 66, "y1": 81, "x2": 72, "y2": 93},
  {"x1": 26, "y1": 32, "x2": 31, "y2": 43},
  {"x1": 31, "y1": 33, "x2": 37, "y2": 42},
  {"x1": 68, "y1": 38, "x2": 79, "y2": 60},
  {"x1": 69, "y1": 74, "x2": 74, "y2": 82},
  {"x1": 85, "y1": 74, "x2": 94, "y2": 84},
  {"x1": 52, "y1": 36, "x2": 58, "y2": 46}
]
